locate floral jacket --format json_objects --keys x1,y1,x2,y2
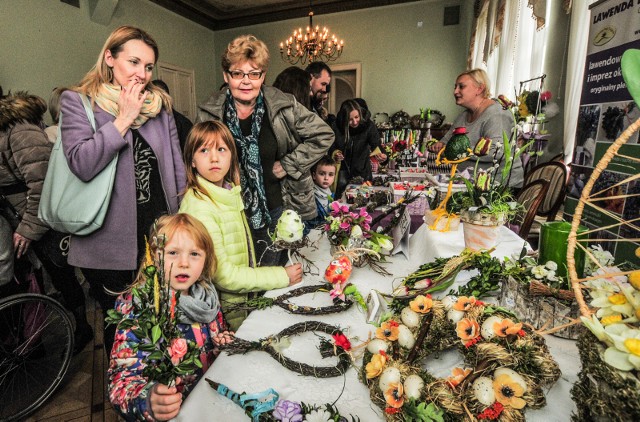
[{"x1": 108, "y1": 293, "x2": 227, "y2": 421}]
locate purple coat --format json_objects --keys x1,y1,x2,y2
[{"x1": 59, "y1": 91, "x2": 186, "y2": 270}]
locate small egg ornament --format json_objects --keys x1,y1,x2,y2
[
  {"x1": 481, "y1": 315, "x2": 504, "y2": 340},
  {"x1": 324, "y1": 256, "x2": 353, "y2": 285},
  {"x1": 275, "y1": 209, "x2": 304, "y2": 243},
  {"x1": 397, "y1": 324, "x2": 416, "y2": 349},
  {"x1": 367, "y1": 338, "x2": 389, "y2": 355},
  {"x1": 379, "y1": 367, "x2": 402, "y2": 393},
  {"x1": 472, "y1": 376, "x2": 496, "y2": 406},
  {"x1": 441, "y1": 296, "x2": 457, "y2": 310},
  {"x1": 447, "y1": 308, "x2": 465, "y2": 323},
  {"x1": 403, "y1": 374, "x2": 424, "y2": 400},
  {"x1": 401, "y1": 307, "x2": 421, "y2": 328}
]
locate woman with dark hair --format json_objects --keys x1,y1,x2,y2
[
  {"x1": 59, "y1": 25, "x2": 185, "y2": 352},
  {"x1": 272, "y1": 66, "x2": 312, "y2": 110},
  {"x1": 196, "y1": 35, "x2": 333, "y2": 266},
  {"x1": 333, "y1": 99, "x2": 385, "y2": 198}
]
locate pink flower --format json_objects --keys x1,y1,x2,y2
[
  {"x1": 540, "y1": 91, "x2": 552, "y2": 102},
  {"x1": 330, "y1": 282, "x2": 347, "y2": 301},
  {"x1": 169, "y1": 338, "x2": 188, "y2": 366}
]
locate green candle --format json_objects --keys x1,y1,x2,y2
[{"x1": 538, "y1": 221, "x2": 588, "y2": 279}]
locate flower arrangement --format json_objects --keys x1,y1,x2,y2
[
  {"x1": 515, "y1": 90, "x2": 554, "y2": 122},
  {"x1": 325, "y1": 201, "x2": 393, "y2": 254},
  {"x1": 361, "y1": 295, "x2": 560, "y2": 421},
  {"x1": 105, "y1": 237, "x2": 201, "y2": 386}
]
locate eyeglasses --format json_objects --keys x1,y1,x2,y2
[{"x1": 227, "y1": 70, "x2": 264, "y2": 80}]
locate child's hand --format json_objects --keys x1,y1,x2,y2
[
  {"x1": 428, "y1": 141, "x2": 444, "y2": 153},
  {"x1": 333, "y1": 151, "x2": 344, "y2": 162},
  {"x1": 149, "y1": 383, "x2": 182, "y2": 421},
  {"x1": 213, "y1": 330, "x2": 235, "y2": 346},
  {"x1": 286, "y1": 263, "x2": 303, "y2": 286}
]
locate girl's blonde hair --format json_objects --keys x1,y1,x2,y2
[
  {"x1": 458, "y1": 68, "x2": 492, "y2": 99},
  {"x1": 135, "y1": 214, "x2": 217, "y2": 287},
  {"x1": 221, "y1": 35, "x2": 270, "y2": 72},
  {"x1": 183, "y1": 120, "x2": 241, "y2": 199},
  {"x1": 74, "y1": 25, "x2": 171, "y2": 110}
]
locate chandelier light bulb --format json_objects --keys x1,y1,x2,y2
[{"x1": 279, "y1": 8, "x2": 344, "y2": 65}]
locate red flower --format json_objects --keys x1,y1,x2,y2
[
  {"x1": 477, "y1": 402, "x2": 504, "y2": 420},
  {"x1": 517, "y1": 329, "x2": 526, "y2": 337},
  {"x1": 540, "y1": 91, "x2": 552, "y2": 102},
  {"x1": 332, "y1": 333, "x2": 351, "y2": 351},
  {"x1": 385, "y1": 407, "x2": 401, "y2": 415}
]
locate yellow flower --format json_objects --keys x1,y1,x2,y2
[
  {"x1": 376, "y1": 321, "x2": 400, "y2": 341},
  {"x1": 456, "y1": 318, "x2": 480, "y2": 342},
  {"x1": 446, "y1": 367, "x2": 472, "y2": 388},
  {"x1": 144, "y1": 236, "x2": 153, "y2": 267},
  {"x1": 384, "y1": 382, "x2": 405, "y2": 408},
  {"x1": 453, "y1": 296, "x2": 477, "y2": 311},
  {"x1": 608, "y1": 293, "x2": 627, "y2": 305},
  {"x1": 365, "y1": 353, "x2": 387, "y2": 379},
  {"x1": 153, "y1": 273, "x2": 160, "y2": 315},
  {"x1": 493, "y1": 318, "x2": 523, "y2": 337},
  {"x1": 518, "y1": 102, "x2": 530, "y2": 118},
  {"x1": 624, "y1": 338, "x2": 640, "y2": 356},
  {"x1": 410, "y1": 295, "x2": 433, "y2": 314},
  {"x1": 601, "y1": 314, "x2": 623, "y2": 325},
  {"x1": 493, "y1": 374, "x2": 526, "y2": 409},
  {"x1": 629, "y1": 270, "x2": 640, "y2": 290}
]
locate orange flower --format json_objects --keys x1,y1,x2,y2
[
  {"x1": 493, "y1": 318, "x2": 523, "y2": 337},
  {"x1": 456, "y1": 318, "x2": 481, "y2": 342},
  {"x1": 365, "y1": 353, "x2": 387, "y2": 379},
  {"x1": 384, "y1": 382, "x2": 405, "y2": 408},
  {"x1": 376, "y1": 320, "x2": 400, "y2": 341},
  {"x1": 493, "y1": 374, "x2": 526, "y2": 409},
  {"x1": 410, "y1": 295, "x2": 433, "y2": 314},
  {"x1": 446, "y1": 367, "x2": 472, "y2": 388},
  {"x1": 453, "y1": 296, "x2": 477, "y2": 311}
]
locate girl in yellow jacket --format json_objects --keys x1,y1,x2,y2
[{"x1": 179, "y1": 121, "x2": 302, "y2": 330}]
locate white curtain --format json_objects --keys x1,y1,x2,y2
[
  {"x1": 470, "y1": 0, "x2": 548, "y2": 100},
  {"x1": 562, "y1": 0, "x2": 598, "y2": 162}
]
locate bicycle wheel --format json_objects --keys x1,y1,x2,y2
[{"x1": 0, "y1": 293, "x2": 74, "y2": 421}]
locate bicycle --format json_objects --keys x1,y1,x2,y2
[{"x1": 0, "y1": 194, "x2": 75, "y2": 421}]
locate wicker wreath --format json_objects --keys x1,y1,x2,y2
[
  {"x1": 220, "y1": 321, "x2": 352, "y2": 378},
  {"x1": 361, "y1": 296, "x2": 560, "y2": 421}
]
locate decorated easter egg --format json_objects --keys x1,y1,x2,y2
[
  {"x1": 379, "y1": 367, "x2": 402, "y2": 393},
  {"x1": 397, "y1": 324, "x2": 415, "y2": 349},
  {"x1": 447, "y1": 309, "x2": 465, "y2": 323},
  {"x1": 324, "y1": 256, "x2": 353, "y2": 284},
  {"x1": 276, "y1": 209, "x2": 304, "y2": 243},
  {"x1": 403, "y1": 374, "x2": 424, "y2": 400},
  {"x1": 367, "y1": 338, "x2": 388, "y2": 354},
  {"x1": 481, "y1": 316, "x2": 504, "y2": 340},
  {"x1": 401, "y1": 307, "x2": 421, "y2": 328},
  {"x1": 472, "y1": 377, "x2": 496, "y2": 406}
]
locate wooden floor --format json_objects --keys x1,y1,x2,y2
[{"x1": 25, "y1": 289, "x2": 122, "y2": 422}]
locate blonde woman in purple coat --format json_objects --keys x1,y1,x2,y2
[{"x1": 59, "y1": 26, "x2": 185, "y2": 352}]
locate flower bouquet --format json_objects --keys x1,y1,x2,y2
[{"x1": 105, "y1": 237, "x2": 201, "y2": 386}]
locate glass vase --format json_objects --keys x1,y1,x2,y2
[{"x1": 538, "y1": 221, "x2": 588, "y2": 279}]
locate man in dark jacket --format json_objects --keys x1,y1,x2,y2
[
  {"x1": 305, "y1": 62, "x2": 332, "y2": 118},
  {"x1": 152, "y1": 80, "x2": 193, "y2": 151}
]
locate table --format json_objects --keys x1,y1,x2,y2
[{"x1": 177, "y1": 224, "x2": 579, "y2": 421}]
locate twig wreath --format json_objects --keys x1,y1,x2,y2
[
  {"x1": 361, "y1": 295, "x2": 561, "y2": 421},
  {"x1": 220, "y1": 321, "x2": 352, "y2": 378},
  {"x1": 223, "y1": 284, "x2": 354, "y2": 316}
]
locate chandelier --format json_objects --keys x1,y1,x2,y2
[{"x1": 279, "y1": 10, "x2": 344, "y2": 65}]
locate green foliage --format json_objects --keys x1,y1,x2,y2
[
  {"x1": 451, "y1": 252, "x2": 504, "y2": 298},
  {"x1": 402, "y1": 400, "x2": 445, "y2": 422}
]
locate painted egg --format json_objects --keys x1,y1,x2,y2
[
  {"x1": 324, "y1": 256, "x2": 353, "y2": 284},
  {"x1": 401, "y1": 307, "x2": 421, "y2": 328},
  {"x1": 379, "y1": 367, "x2": 402, "y2": 393},
  {"x1": 367, "y1": 338, "x2": 388, "y2": 355},
  {"x1": 472, "y1": 376, "x2": 496, "y2": 406},
  {"x1": 403, "y1": 374, "x2": 424, "y2": 400},
  {"x1": 447, "y1": 309, "x2": 465, "y2": 323},
  {"x1": 494, "y1": 367, "x2": 528, "y2": 392},
  {"x1": 441, "y1": 295, "x2": 457, "y2": 310},
  {"x1": 481, "y1": 316, "x2": 503, "y2": 340},
  {"x1": 397, "y1": 324, "x2": 415, "y2": 349}
]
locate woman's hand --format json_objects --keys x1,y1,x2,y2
[
  {"x1": 332, "y1": 150, "x2": 344, "y2": 162},
  {"x1": 149, "y1": 383, "x2": 182, "y2": 421},
  {"x1": 113, "y1": 80, "x2": 148, "y2": 135},
  {"x1": 427, "y1": 141, "x2": 444, "y2": 153},
  {"x1": 13, "y1": 233, "x2": 31, "y2": 259},
  {"x1": 272, "y1": 161, "x2": 286, "y2": 179},
  {"x1": 375, "y1": 152, "x2": 387, "y2": 161},
  {"x1": 285, "y1": 263, "x2": 303, "y2": 286}
]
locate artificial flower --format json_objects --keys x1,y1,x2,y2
[
  {"x1": 477, "y1": 402, "x2": 505, "y2": 420},
  {"x1": 530, "y1": 265, "x2": 548, "y2": 280},
  {"x1": 169, "y1": 338, "x2": 188, "y2": 366},
  {"x1": 272, "y1": 399, "x2": 303, "y2": 422},
  {"x1": 601, "y1": 324, "x2": 640, "y2": 371},
  {"x1": 629, "y1": 270, "x2": 640, "y2": 290},
  {"x1": 457, "y1": 318, "x2": 481, "y2": 342},
  {"x1": 384, "y1": 382, "x2": 405, "y2": 408},
  {"x1": 376, "y1": 320, "x2": 400, "y2": 341},
  {"x1": 329, "y1": 282, "x2": 346, "y2": 302},
  {"x1": 493, "y1": 319, "x2": 523, "y2": 338},
  {"x1": 303, "y1": 409, "x2": 332, "y2": 422},
  {"x1": 332, "y1": 333, "x2": 351, "y2": 351},
  {"x1": 453, "y1": 296, "x2": 477, "y2": 311},
  {"x1": 409, "y1": 295, "x2": 433, "y2": 314},
  {"x1": 365, "y1": 353, "x2": 387, "y2": 379},
  {"x1": 446, "y1": 367, "x2": 472, "y2": 388},
  {"x1": 601, "y1": 314, "x2": 623, "y2": 325},
  {"x1": 413, "y1": 279, "x2": 433, "y2": 290},
  {"x1": 493, "y1": 374, "x2": 526, "y2": 409},
  {"x1": 473, "y1": 137, "x2": 492, "y2": 156}
]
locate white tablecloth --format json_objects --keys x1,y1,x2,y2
[{"x1": 176, "y1": 224, "x2": 578, "y2": 421}]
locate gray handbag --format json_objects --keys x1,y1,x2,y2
[{"x1": 38, "y1": 93, "x2": 118, "y2": 235}]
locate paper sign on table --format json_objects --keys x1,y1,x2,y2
[{"x1": 391, "y1": 208, "x2": 411, "y2": 259}]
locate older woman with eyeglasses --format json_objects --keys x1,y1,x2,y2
[{"x1": 196, "y1": 35, "x2": 334, "y2": 266}]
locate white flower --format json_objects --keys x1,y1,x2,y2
[
  {"x1": 530, "y1": 265, "x2": 548, "y2": 279},
  {"x1": 602, "y1": 325, "x2": 640, "y2": 371},
  {"x1": 304, "y1": 409, "x2": 332, "y2": 422},
  {"x1": 351, "y1": 225, "x2": 363, "y2": 238},
  {"x1": 546, "y1": 270, "x2": 558, "y2": 282},
  {"x1": 545, "y1": 261, "x2": 558, "y2": 271}
]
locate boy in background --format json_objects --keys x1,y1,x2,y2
[{"x1": 305, "y1": 156, "x2": 337, "y2": 232}]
